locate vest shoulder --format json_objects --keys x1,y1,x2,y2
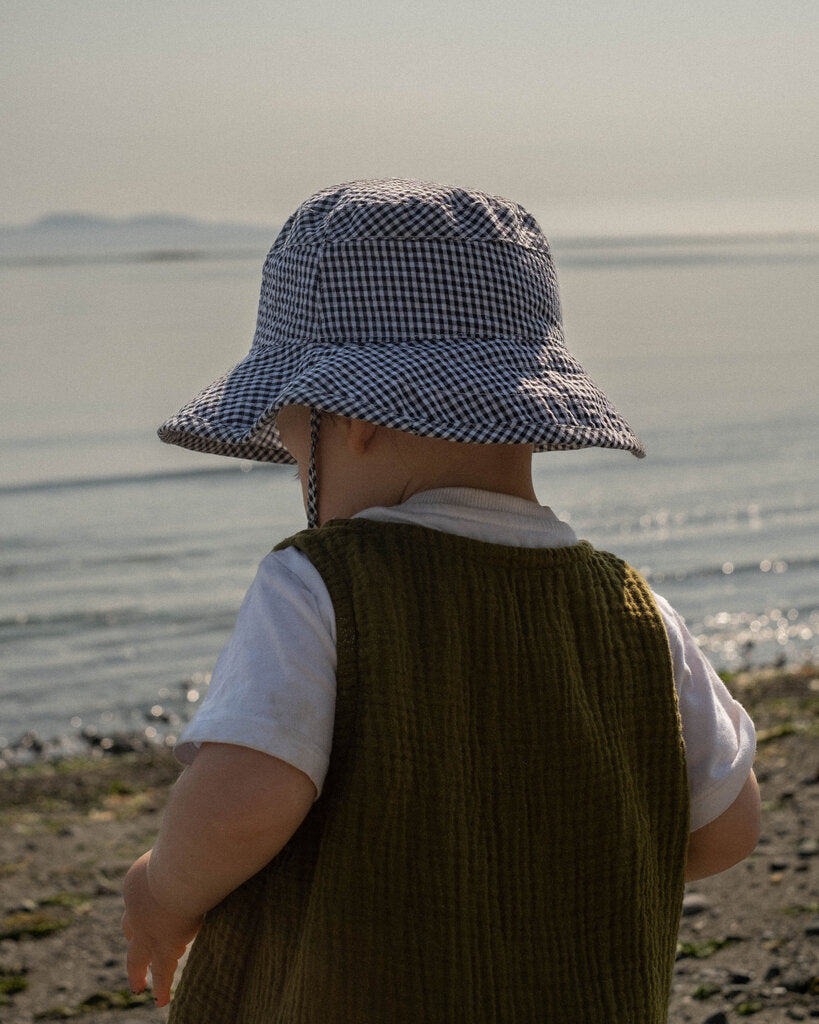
[{"x1": 276, "y1": 517, "x2": 617, "y2": 566}]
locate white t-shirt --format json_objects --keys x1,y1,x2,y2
[{"x1": 176, "y1": 487, "x2": 755, "y2": 832}]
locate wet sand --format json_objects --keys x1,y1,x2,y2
[{"x1": 0, "y1": 667, "x2": 816, "y2": 1023}]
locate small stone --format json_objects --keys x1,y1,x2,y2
[
  {"x1": 804, "y1": 919, "x2": 819, "y2": 937},
  {"x1": 729, "y1": 971, "x2": 752, "y2": 984},
  {"x1": 682, "y1": 892, "x2": 710, "y2": 916},
  {"x1": 764, "y1": 965, "x2": 782, "y2": 982},
  {"x1": 797, "y1": 838, "x2": 818, "y2": 858},
  {"x1": 782, "y1": 970, "x2": 816, "y2": 993}
]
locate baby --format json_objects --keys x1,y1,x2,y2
[{"x1": 123, "y1": 180, "x2": 759, "y2": 1022}]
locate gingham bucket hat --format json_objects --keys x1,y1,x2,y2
[{"x1": 159, "y1": 179, "x2": 645, "y2": 467}]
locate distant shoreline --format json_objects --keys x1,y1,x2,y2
[
  {"x1": 0, "y1": 247, "x2": 265, "y2": 269},
  {"x1": 2, "y1": 229, "x2": 816, "y2": 270}
]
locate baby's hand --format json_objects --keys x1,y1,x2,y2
[{"x1": 122, "y1": 851, "x2": 203, "y2": 1007}]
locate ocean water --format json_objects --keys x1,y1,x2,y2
[{"x1": 1, "y1": 233, "x2": 817, "y2": 758}]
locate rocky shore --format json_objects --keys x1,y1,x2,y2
[{"x1": 0, "y1": 666, "x2": 816, "y2": 1023}]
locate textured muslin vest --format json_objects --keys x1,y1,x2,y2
[{"x1": 169, "y1": 520, "x2": 689, "y2": 1023}]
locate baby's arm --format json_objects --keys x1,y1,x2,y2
[
  {"x1": 122, "y1": 743, "x2": 315, "y2": 1006},
  {"x1": 684, "y1": 769, "x2": 760, "y2": 881}
]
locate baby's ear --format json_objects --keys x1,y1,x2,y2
[{"x1": 345, "y1": 417, "x2": 380, "y2": 454}]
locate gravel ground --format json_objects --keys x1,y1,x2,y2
[{"x1": 0, "y1": 667, "x2": 816, "y2": 1023}]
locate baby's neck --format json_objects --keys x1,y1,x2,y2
[{"x1": 319, "y1": 424, "x2": 536, "y2": 522}]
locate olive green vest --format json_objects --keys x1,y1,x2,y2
[{"x1": 169, "y1": 519, "x2": 689, "y2": 1023}]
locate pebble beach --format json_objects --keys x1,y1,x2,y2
[{"x1": 0, "y1": 664, "x2": 816, "y2": 1024}]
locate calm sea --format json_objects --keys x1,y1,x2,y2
[{"x1": 1, "y1": 233, "x2": 817, "y2": 759}]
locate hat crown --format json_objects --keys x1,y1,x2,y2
[
  {"x1": 275, "y1": 179, "x2": 549, "y2": 250},
  {"x1": 255, "y1": 179, "x2": 562, "y2": 349}
]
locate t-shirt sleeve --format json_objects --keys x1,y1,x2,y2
[
  {"x1": 174, "y1": 547, "x2": 337, "y2": 797},
  {"x1": 654, "y1": 593, "x2": 756, "y2": 832}
]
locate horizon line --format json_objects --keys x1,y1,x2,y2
[{"x1": 1, "y1": 228, "x2": 816, "y2": 272}]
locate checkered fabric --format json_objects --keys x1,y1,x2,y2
[{"x1": 158, "y1": 179, "x2": 645, "y2": 463}]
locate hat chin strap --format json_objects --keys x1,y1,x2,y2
[{"x1": 307, "y1": 407, "x2": 321, "y2": 529}]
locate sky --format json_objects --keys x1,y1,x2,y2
[{"x1": 2, "y1": 0, "x2": 817, "y2": 235}]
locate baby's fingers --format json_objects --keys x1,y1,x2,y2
[
  {"x1": 149, "y1": 940, "x2": 189, "y2": 1007},
  {"x1": 125, "y1": 935, "x2": 150, "y2": 995},
  {"x1": 149, "y1": 955, "x2": 179, "y2": 1008}
]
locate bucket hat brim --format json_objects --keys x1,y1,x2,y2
[
  {"x1": 158, "y1": 180, "x2": 646, "y2": 463},
  {"x1": 158, "y1": 331, "x2": 645, "y2": 463}
]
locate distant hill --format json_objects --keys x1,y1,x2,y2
[{"x1": 0, "y1": 213, "x2": 277, "y2": 262}]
